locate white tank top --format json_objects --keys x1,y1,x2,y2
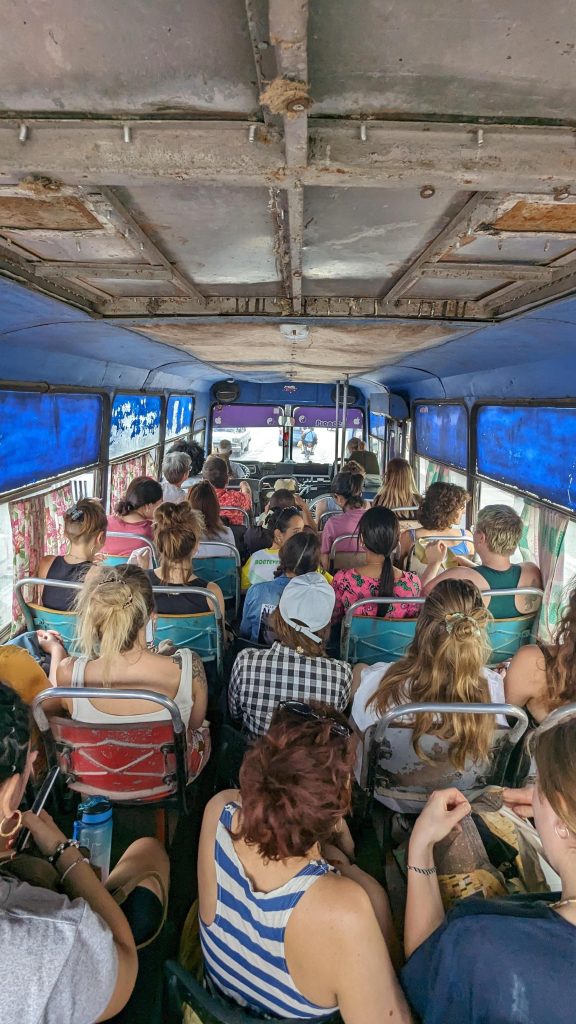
[{"x1": 69, "y1": 648, "x2": 194, "y2": 728}]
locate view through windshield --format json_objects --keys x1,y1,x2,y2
[{"x1": 211, "y1": 404, "x2": 364, "y2": 464}]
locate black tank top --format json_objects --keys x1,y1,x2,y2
[
  {"x1": 146, "y1": 570, "x2": 211, "y2": 615},
  {"x1": 42, "y1": 556, "x2": 91, "y2": 611}
]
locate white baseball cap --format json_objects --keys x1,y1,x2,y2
[{"x1": 278, "y1": 572, "x2": 335, "y2": 644}]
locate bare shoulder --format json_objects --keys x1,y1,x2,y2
[
  {"x1": 300, "y1": 870, "x2": 376, "y2": 933},
  {"x1": 38, "y1": 554, "x2": 55, "y2": 578},
  {"x1": 201, "y1": 790, "x2": 240, "y2": 830},
  {"x1": 509, "y1": 642, "x2": 547, "y2": 672},
  {"x1": 519, "y1": 561, "x2": 543, "y2": 587},
  {"x1": 56, "y1": 655, "x2": 76, "y2": 684}
]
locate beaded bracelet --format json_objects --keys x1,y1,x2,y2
[
  {"x1": 407, "y1": 864, "x2": 437, "y2": 876},
  {"x1": 47, "y1": 839, "x2": 80, "y2": 866},
  {"x1": 60, "y1": 856, "x2": 90, "y2": 884}
]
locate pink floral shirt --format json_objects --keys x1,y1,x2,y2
[{"x1": 332, "y1": 568, "x2": 422, "y2": 622}]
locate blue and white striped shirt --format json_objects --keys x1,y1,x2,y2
[{"x1": 199, "y1": 802, "x2": 338, "y2": 1020}]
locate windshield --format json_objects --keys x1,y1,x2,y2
[
  {"x1": 292, "y1": 407, "x2": 364, "y2": 464},
  {"x1": 211, "y1": 404, "x2": 284, "y2": 463}
]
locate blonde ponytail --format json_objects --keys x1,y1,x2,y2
[{"x1": 73, "y1": 565, "x2": 153, "y2": 682}]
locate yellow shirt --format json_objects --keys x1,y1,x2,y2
[{"x1": 0, "y1": 645, "x2": 48, "y2": 704}]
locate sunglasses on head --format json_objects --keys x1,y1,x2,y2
[{"x1": 278, "y1": 700, "x2": 352, "y2": 738}]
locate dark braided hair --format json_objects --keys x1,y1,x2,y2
[
  {"x1": 0, "y1": 682, "x2": 31, "y2": 782},
  {"x1": 358, "y1": 506, "x2": 400, "y2": 618}
]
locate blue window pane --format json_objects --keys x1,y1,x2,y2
[
  {"x1": 369, "y1": 410, "x2": 387, "y2": 439},
  {"x1": 166, "y1": 395, "x2": 193, "y2": 440},
  {"x1": 414, "y1": 403, "x2": 468, "y2": 470},
  {"x1": 0, "y1": 391, "x2": 102, "y2": 493},
  {"x1": 109, "y1": 394, "x2": 161, "y2": 459},
  {"x1": 477, "y1": 405, "x2": 576, "y2": 511}
]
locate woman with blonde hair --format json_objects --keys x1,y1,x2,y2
[
  {"x1": 147, "y1": 501, "x2": 225, "y2": 617},
  {"x1": 373, "y1": 458, "x2": 420, "y2": 518},
  {"x1": 39, "y1": 497, "x2": 108, "y2": 610},
  {"x1": 50, "y1": 564, "x2": 210, "y2": 778},
  {"x1": 351, "y1": 579, "x2": 505, "y2": 810}
]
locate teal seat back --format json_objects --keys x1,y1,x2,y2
[
  {"x1": 102, "y1": 555, "x2": 129, "y2": 566},
  {"x1": 193, "y1": 556, "x2": 238, "y2": 605},
  {"x1": 29, "y1": 604, "x2": 78, "y2": 648},
  {"x1": 154, "y1": 612, "x2": 219, "y2": 663},
  {"x1": 487, "y1": 616, "x2": 536, "y2": 664},
  {"x1": 344, "y1": 615, "x2": 418, "y2": 664}
]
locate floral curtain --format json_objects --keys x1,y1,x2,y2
[
  {"x1": 425, "y1": 460, "x2": 451, "y2": 490},
  {"x1": 109, "y1": 454, "x2": 148, "y2": 512},
  {"x1": 536, "y1": 508, "x2": 569, "y2": 642},
  {"x1": 9, "y1": 482, "x2": 73, "y2": 631}
]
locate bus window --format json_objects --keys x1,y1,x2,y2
[
  {"x1": 292, "y1": 407, "x2": 363, "y2": 464},
  {"x1": 211, "y1": 404, "x2": 284, "y2": 463}
]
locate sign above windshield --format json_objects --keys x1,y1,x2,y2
[
  {"x1": 293, "y1": 406, "x2": 363, "y2": 429},
  {"x1": 212, "y1": 404, "x2": 282, "y2": 427}
]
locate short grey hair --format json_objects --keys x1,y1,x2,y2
[
  {"x1": 217, "y1": 438, "x2": 232, "y2": 455},
  {"x1": 162, "y1": 450, "x2": 191, "y2": 484}
]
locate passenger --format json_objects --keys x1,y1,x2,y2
[
  {"x1": 161, "y1": 450, "x2": 191, "y2": 504},
  {"x1": 320, "y1": 472, "x2": 369, "y2": 569},
  {"x1": 424, "y1": 503, "x2": 543, "y2": 617},
  {"x1": 0, "y1": 635, "x2": 66, "y2": 698},
  {"x1": 351, "y1": 579, "x2": 505, "y2": 811},
  {"x1": 229, "y1": 573, "x2": 352, "y2": 737},
  {"x1": 214, "y1": 437, "x2": 250, "y2": 479},
  {"x1": 241, "y1": 505, "x2": 304, "y2": 590},
  {"x1": 52, "y1": 565, "x2": 210, "y2": 777},
  {"x1": 373, "y1": 458, "x2": 421, "y2": 518},
  {"x1": 240, "y1": 532, "x2": 323, "y2": 644},
  {"x1": 245, "y1": 487, "x2": 315, "y2": 556},
  {"x1": 399, "y1": 481, "x2": 473, "y2": 571},
  {"x1": 147, "y1": 502, "x2": 225, "y2": 618},
  {"x1": 187, "y1": 480, "x2": 236, "y2": 556},
  {"x1": 504, "y1": 583, "x2": 576, "y2": 724},
  {"x1": 344, "y1": 438, "x2": 381, "y2": 480},
  {"x1": 105, "y1": 476, "x2": 163, "y2": 558},
  {"x1": 170, "y1": 439, "x2": 205, "y2": 490},
  {"x1": 198, "y1": 703, "x2": 410, "y2": 1023},
  {"x1": 314, "y1": 460, "x2": 365, "y2": 524},
  {"x1": 401, "y1": 715, "x2": 576, "y2": 1024},
  {"x1": 38, "y1": 497, "x2": 108, "y2": 610},
  {"x1": 201, "y1": 455, "x2": 252, "y2": 528},
  {"x1": 0, "y1": 681, "x2": 170, "y2": 1024},
  {"x1": 332, "y1": 507, "x2": 421, "y2": 623}
]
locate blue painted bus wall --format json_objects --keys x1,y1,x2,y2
[
  {"x1": 0, "y1": 391, "x2": 103, "y2": 493},
  {"x1": 476, "y1": 405, "x2": 576, "y2": 512},
  {"x1": 414, "y1": 403, "x2": 468, "y2": 471},
  {"x1": 109, "y1": 394, "x2": 161, "y2": 460},
  {"x1": 166, "y1": 395, "x2": 193, "y2": 440}
]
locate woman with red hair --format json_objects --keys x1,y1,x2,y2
[{"x1": 198, "y1": 703, "x2": 409, "y2": 1023}]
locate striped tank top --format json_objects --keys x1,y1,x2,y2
[{"x1": 199, "y1": 802, "x2": 338, "y2": 1020}]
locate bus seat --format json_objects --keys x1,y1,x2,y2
[
  {"x1": 359, "y1": 701, "x2": 529, "y2": 812},
  {"x1": 152, "y1": 585, "x2": 224, "y2": 677},
  {"x1": 33, "y1": 688, "x2": 195, "y2": 816},
  {"x1": 164, "y1": 959, "x2": 336, "y2": 1024},
  {"x1": 329, "y1": 533, "x2": 367, "y2": 573},
  {"x1": 220, "y1": 507, "x2": 251, "y2": 529},
  {"x1": 485, "y1": 585, "x2": 543, "y2": 663},
  {"x1": 193, "y1": 542, "x2": 240, "y2": 617},
  {"x1": 103, "y1": 532, "x2": 158, "y2": 567},
  {"x1": 318, "y1": 509, "x2": 342, "y2": 531},
  {"x1": 15, "y1": 577, "x2": 82, "y2": 648},
  {"x1": 340, "y1": 597, "x2": 426, "y2": 664}
]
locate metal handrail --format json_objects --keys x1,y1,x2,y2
[
  {"x1": 391, "y1": 506, "x2": 420, "y2": 513},
  {"x1": 329, "y1": 532, "x2": 363, "y2": 558},
  {"x1": 193, "y1": 540, "x2": 241, "y2": 567},
  {"x1": 15, "y1": 576, "x2": 83, "y2": 630},
  {"x1": 105, "y1": 532, "x2": 157, "y2": 559},
  {"x1": 536, "y1": 702, "x2": 576, "y2": 732},
  {"x1": 319, "y1": 510, "x2": 342, "y2": 530},
  {"x1": 308, "y1": 493, "x2": 333, "y2": 515},
  {"x1": 220, "y1": 506, "x2": 250, "y2": 528},
  {"x1": 361, "y1": 701, "x2": 529, "y2": 792}
]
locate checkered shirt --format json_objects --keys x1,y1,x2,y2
[{"x1": 228, "y1": 641, "x2": 352, "y2": 737}]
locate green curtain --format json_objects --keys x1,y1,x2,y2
[{"x1": 537, "y1": 508, "x2": 568, "y2": 642}]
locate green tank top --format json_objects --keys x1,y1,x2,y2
[{"x1": 474, "y1": 563, "x2": 522, "y2": 618}]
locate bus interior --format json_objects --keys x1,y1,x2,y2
[{"x1": 2, "y1": 2, "x2": 576, "y2": 1022}]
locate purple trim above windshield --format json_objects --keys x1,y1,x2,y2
[
  {"x1": 293, "y1": 406, "x2": 363, "y2": 429},
  {"x1": 212, "y1": 404, "x2": 282, "y2": 427}
]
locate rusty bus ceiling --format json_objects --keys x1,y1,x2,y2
[{"x1": 1, "y1": 1, "x2": 576, "y2": 383}]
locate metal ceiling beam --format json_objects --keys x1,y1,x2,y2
[
  {"x1": 80, "y1": 186, "x2": 205, "y2": 301},
  {"x1": 100, "y1": 294, "x2": 491, "y2": 320},
  {"x1": 268, "y1": 0, "x2": 309, "y2": 314},
  {"x1": 380, "y1": 193, "x2": 494, "y2": 300},
  {"x1": 417, "y1": 262, "x2": 554, "y2": 282},
  {"x1": 3, "y1": 119, "x2": 575, "y2": 190},
  {"x1": 32, "y1": 262, "x2": 172, "y2": 280},
  {"x1": 478, "y1": 262, "x2": 576, "y2": 317},
  {"x1": 0, "y1": 243, "x2": 100, "y2": 312}
]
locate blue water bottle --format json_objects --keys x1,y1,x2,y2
[{"x1": 73, "y1": 797, "x2": 113, "y2": 881}]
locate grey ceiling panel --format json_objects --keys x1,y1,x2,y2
[{"x1": 441, "y1": 235, "x2": 576, "y2": 264}]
